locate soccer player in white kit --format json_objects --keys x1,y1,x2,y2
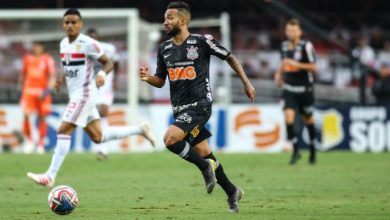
[
  {"x1": 87, "y1": 28, "x2": 120, "y2": 160},
  {"x1": 27, "y1": 8, "x2": 156, "y2": 187}
]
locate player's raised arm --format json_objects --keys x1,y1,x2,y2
[
  {"x1": 202, "y1": 34, "x2": 255, "y2": 102},
  {"x1": 225, "y1": 54, "x2": 256, "y2": 102},
  {"x1": 139, "y1": 67, "x2": 165, "y2": 88}
]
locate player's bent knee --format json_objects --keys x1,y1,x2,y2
[
  {"x1": 90, "y1": 134, "x2": 103, "y2": 144},
  {"x1": 284, "y1": 110, "x2": 295, "y2": 124},
  {"x1": 163, "y1": 128, "x2": 185, "y2": 146},
  {"x1": 196, "y1": 148, "x2": 211, "y2": 158},
  {"x1": 304, "y1": 115, "x2": 314, "y2": 125},
  {"x1": 164, "y1": 135, "x2": 179, "y2": 147}
]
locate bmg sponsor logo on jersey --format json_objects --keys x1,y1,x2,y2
[{"x1": 168, "y1": 66, "x2": 197, "y2": 81}]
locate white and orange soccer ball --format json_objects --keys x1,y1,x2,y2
[{"x1": 48, "y1": 185, "x2": 78, "y2": 215}]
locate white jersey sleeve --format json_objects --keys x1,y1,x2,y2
[
  {"x1": 86, "y1": 39, "x2": 104, "y2": 60},
  {"x1": 99, "y1": 41, "x2": 119, "y2": 63}
]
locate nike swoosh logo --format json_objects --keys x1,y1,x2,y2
[{"x1": 164, "y1": 54, "x2": 171, "y2": 59}]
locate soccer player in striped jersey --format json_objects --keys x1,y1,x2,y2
[{"x1": 27, "y1": 8, "x2": 156, "y2": 187}]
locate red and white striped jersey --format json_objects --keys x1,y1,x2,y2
[{"x1": 60, "y1": 33, "x2": 104, "y2": 100}]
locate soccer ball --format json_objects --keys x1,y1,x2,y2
[{"x1": 48, "y1": 185, "x2": 78, "y2": 215}]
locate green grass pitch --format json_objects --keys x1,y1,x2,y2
[{"x1": 0, "y1": 152, "x2": 389, "y2": 219}]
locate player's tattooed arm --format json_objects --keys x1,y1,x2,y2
[
  {"x1": 226, "y1": 54, "x2": 256, "y2": 102},
  {"x1": 139, "y1": 67, "x2": 166, "y2": 88}
]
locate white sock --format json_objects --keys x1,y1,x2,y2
[
  {"x1": 46, "y1": 134, "x2": 71, "y2": 180},
  {"x1": 96, "y1": 118, "x2": 109, "y2": 155},
  {"x1": 102, "y1": 125, "x2": 143, "y2": 143}
]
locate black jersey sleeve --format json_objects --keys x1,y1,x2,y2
[
  {"x1": 154, "y1": 47, "x2": 168, "y2": 79},
  {"x1": 304, "y1": 41, "x2": 316, "y2": 63},
  {"x1": 202, "y1": 34, "x2": 231, "y2": 60}
]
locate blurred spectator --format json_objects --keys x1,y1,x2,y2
[
  {"x1": 372, "y1": 64, "x2": 390, "y2": 106},
  {"x1": 329, "y1": 21, "x2": 351, "y2": 50},
  {"x1": 369, "y1": 26, "x2": 385, "y2": 50},
  {"x1": 351, "y1": 37, "x2": 376, "y2": 67},
  {"x1": 377, "y1": 41, "x2": 390, "y2": 67},
  {"x1": 350, "y1": 37, "x2": 377, "y2": 103}
]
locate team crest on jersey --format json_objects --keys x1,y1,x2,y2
[
  {"x1": 186, "y1": 46, "x2": 199, "y2": 60},
  {"x1": 294, "y1": 49, "x2": 302, "y2": 60},
  {"x1": 75, "y1": 44, "x2": 81, "y2": 51}
]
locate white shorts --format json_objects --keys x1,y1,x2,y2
[
  {"x1": 62, "y1": 98, "x2": 100, "y2": 127},
  {"x1": 96, "y1": 73, "x2": 114, "y2": 106}
]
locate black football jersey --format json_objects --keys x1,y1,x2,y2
[
  {"x1": 280, "y1": 40, "x2": 316, "y2": 87},
  {"x1": 155, "y1": 34, "x2": 230, "y2": 107}
]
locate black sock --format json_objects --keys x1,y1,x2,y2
[
  {"x1": 167, "y1": 141, "x2": 209, "y2": 170},
  {"x1": 287, "y1": 124, "x2": 299, "y2": 155},
  {"x1": 204, "y1": 153, "x2": 236, "y2": 196},
  {"x1": 306, "y1": 123, "x2": 316, "y2": 155}
]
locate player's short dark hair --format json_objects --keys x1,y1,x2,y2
[
  {"x1": 167, "y1": 1, "x2": 191, "y2": 12},
  {"x1": 287, "y1": 18, "x2": 301, "y2": 27},
  {"x1": 167, "y1": 1, "x2": 191, "y2": 22},
  {"x1": 63, "y1": 8, "x2": 82, "y2": 19}
]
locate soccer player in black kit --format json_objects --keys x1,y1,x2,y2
[
  {"x1": 140, "y1": 2, "x2": 256, "y2": 213},
  {"x1": 274, "y1": 19, "x2": 317, "y2": 165}
]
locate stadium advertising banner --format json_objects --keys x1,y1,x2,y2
[
  {"x1": 0, "y1": 104, "x2": 285, "y2": 153},
  {"x1": 315, "y1": 105, "x2": 390, "y2": 153},
  {"x1": 1, "y1": 104, "x2": 389, "y2": 153},
  {"x1": 226, "y1": 105, "x2": 286, "y2": 152}
]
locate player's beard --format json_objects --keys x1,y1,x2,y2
[{"x1": 167, "y1": 25, "x2": 181, "y2": 37}]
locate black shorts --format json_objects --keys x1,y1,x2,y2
[
  {"x1": 282, "y1": 90, "x2": 314, "y2": 117},
  {"x1": 173, "y1": 105, "x2": 212, "y2": 146}
]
